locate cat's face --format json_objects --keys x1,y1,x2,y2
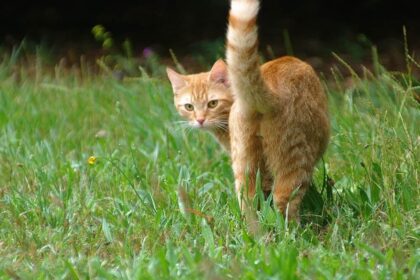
[{"x1": 167, "y1": 60, "x2": 233, "y2": 130}]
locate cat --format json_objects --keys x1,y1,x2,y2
[{"x1": 167, "y1": 0, "x2": 330, "y2": 221}]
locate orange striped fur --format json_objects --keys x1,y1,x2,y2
[{"x1": 227, "y1": 0, "x2": 330, "y2": 220}]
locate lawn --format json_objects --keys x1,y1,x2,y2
[{"x1": 0, "y1": 45, "x2": 419, "y2": 279}]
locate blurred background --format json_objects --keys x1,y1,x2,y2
[{"x1": 1, "y1": 0, "x2": 419, "y2": 74}]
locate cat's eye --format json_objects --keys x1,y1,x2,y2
[
  {"x1": 207, "y1": 100, "x2": 218, "y2": 108},
  {"x1": 184, "y1": 103, "x2": 194, "y2": 111}
]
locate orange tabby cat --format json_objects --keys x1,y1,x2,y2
[{"x1": 167, "y1": 0, "x2": 330, "y2": 221}]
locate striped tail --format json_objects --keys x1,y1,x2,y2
[{"x1": 226, "y1": 0, "x2": 268, "y2": 112}]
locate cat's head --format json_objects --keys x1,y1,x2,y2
[{"x1": 166, "y1": 59, "x2": 233, "y2": 130}]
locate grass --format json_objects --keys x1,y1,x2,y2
[{"x1": 0, "y1": 44, "x2": 419, "y2": 279}]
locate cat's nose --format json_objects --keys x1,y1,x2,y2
[{"x1": 197, "y1": 118, "x2": 205, "y2": 125}]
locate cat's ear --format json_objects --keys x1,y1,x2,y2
[
  {"x1": 209, "y1": 59, "x2": 230, "y2": 88},
  {"x1": 166, "y1": 67, "x2": 187, "y2": 93}
]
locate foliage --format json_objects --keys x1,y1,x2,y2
[{"x1": 91, "y1": 25, "x2": 165, "y2": 78}]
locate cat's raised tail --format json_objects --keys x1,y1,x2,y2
[{"x1": 226, "y1": 0, "x2": 268, "y2": 113}]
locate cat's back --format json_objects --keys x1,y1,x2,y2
[
  {"x1": 259, "y1": 55, "x2": 330, "y2": 158},
  {"x1": 260, "y1": 56, "x2": 325, "y2": 104}
]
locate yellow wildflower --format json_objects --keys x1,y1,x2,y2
[{"x1": 88, "y1": 156, "x2": 97, "y2": 165}]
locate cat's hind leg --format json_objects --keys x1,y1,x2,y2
[
  {"x1": 271, "y1": 171, "x2": 311, "y2": 222},
  {"x1": 261, "y1": 124, "x2": 314, "y2": 222}
]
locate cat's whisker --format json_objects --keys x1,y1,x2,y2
[
  {"x1": 170, "y1": 120, "x2": 198, "y2": 136},
  {"x1": 171, "y1": 124, "x2": 188, "y2": 132},
  {"x1": 173, "y1": 120, "x2": 190, "y2": 126},
  {"x1": 211, "y1": 120, "x2": 225, "y2": 128},
  {"x1": 185, "y1": 126, "x2": 196, "y2": 136},
  {"x1": 210, "y1": 120, "x2": 229, "y2": 131},
  {"x1": 218, "y1": 123, "x2": 229, "y2": 129}
]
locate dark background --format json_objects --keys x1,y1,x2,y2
[{"x1": 1, "y1": 0, "x2": 419, "y2": 69}]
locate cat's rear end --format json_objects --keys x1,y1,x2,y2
[{"x1": 227, "y1": 0, "x2": 330, "y2": 220}]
